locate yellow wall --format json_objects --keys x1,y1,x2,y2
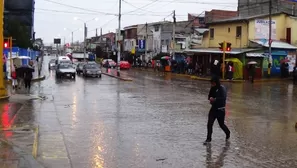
[
  {"x1": 286, "y1": 16, "x2": 297, "y2": 45},
  {"x1": 248, "y1": 14, "x2": 287, "y2": 41},
  {"x1": 208, "y1": 22, "x2": 248, "y2": 48}
]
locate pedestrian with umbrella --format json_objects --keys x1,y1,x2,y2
[
  {"x1": 23, "y1": 61, "x2": 35, "y2": 92},
  {"x1": 248, "y1": 61, "x2": 257, "y2": 83}
]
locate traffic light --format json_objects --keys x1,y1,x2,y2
[
  {"x1": 3, "y1": 39, "x2": 9, "y2": 48},
  {"x1": 219, "y1": 42, "x2": 224, "y2": 51},
  {"x1": 226, "y1": 42, "x2": 231, "y2": 51}
]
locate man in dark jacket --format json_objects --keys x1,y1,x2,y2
[
  {"x1": 204, "y1": 76, "x2": 230, "y2": 144},
  {"x1": 24, "y1": 62, "x2": 35, "y2": 91}
]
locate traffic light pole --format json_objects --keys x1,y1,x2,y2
[
  {"x1": 222, "y1": 41, "x2": 226, "y2": 80},
  {"x1": 0, "y1": 0, "x2": 8, "y2": 98}
]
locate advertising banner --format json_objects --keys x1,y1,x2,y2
[{"x1": 255, "y1": 19, "x2": 276, "y2": 39}]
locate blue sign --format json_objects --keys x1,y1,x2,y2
[{"x1": 138, "y1": 40, "x2": 146, "y2": 49}]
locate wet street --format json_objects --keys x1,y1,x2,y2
[{"x1": 1, "y1": 56, "x2": 297, "y2": 168}]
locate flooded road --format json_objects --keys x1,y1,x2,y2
[{"x1": 2, "y1": 56, "x2": 297, "y2": 168}]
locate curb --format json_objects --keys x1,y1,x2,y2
[
  {"x1": 32, "y1": 125, "x2": 39, "y2": 159},
  {"x1": 0, "y1": 95, "x2": 10, "y2": 101},
  {"x1": 6, "y1": 75, "x2": 46, "y2": 85},
  {"x1": 191, "y1": 76, "x2": 244, "y2": 83},
  {"x1": 102, "y1": 72, "x2": 133, "y2": 81},
  {"x1": 32, "y1": 75, "x2": 46, "y2": 82}
]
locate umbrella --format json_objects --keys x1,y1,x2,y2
[
  {"x1": 161, "y1": 56, "x2": 170, "y2": 60},
  {"x1": 280, "y1": 59, "x2": 290, "y2": 63},
  {"x1": 248, "y1": 61, "x2": 257, "y2": 65}
]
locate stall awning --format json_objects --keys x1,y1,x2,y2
[
  {"x1": 250, "y1": 39, "x2": 297, "y2": 49},
  {"x1": 195, "y1": 28, "x2": 209, "y2": 34},
  {"x1": 184, "y1": 48, "x2": 260, "y2": 55},
  {"x1": 246, "y1": 53, "x2": 267, "y2": 57}
]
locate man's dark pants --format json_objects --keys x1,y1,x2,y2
[
  {"x1": 207, "y1": 107, "x2": 230, "y2": 141},
  {"x1": 24, "y1": 78, "x2": 32, "y2": 90}
]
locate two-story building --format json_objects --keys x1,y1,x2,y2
[
  {"x1": 186, "y1": 12, "x2": 297, "y2": 79},
  {"x1": 123, "y1": 25, "x2": 137, "y2": 54}
]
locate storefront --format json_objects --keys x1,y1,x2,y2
[{"x1": 184, "y1": 48, "x2": 259, "y2": 78}]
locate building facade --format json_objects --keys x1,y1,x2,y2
[
  {"x1": 238, "y1": 0, "x2": 297, "y2": 17},
  {"x1": 4, "y1": 0, "x2": 35, "y2": 39}
]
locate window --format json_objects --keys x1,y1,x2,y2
[
  {"x1": 166, "y1": 39, "x2": 169, "y2": 45},
  {"x1": 236, "y1": 26, "x2": 242, "y2": 38},
  {"x1": 210, "y1": 28, "x2": 214, "y2": 39}
]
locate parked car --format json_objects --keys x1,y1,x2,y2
[
  {"x1": 76, "y1": 62, "x2": 85, "y2": 74},
  {"x1": 82, "y1": 63, "x2": 102, "y2": 78},
  {"x1": 48, "y1": 59, "x2": 56, "y2": 70},
  {"x1": 102, "y1": 59, "x2": 116, "y2": 68},
  {"x1": 56, "y1": 63, "x2": 76, "y2": 79},
  {"x1": 120, "y1": 61, "x2": 131, "y2": 69}
]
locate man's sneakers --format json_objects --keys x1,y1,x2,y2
[
  {"x1": 203, "y1": 139, "x2": 211, "y2": 145},
  {"x1": 226, "y1": 133, "x2": 230, "y2": 141}
]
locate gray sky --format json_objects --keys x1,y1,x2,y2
[{"x1": 35, "y1": 0, "x2": 237, "y2": 44}]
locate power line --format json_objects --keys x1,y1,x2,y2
[
  {"x1": 35, "y1": 8, "x2": 187, "y2": 17},
  {"x1": 88, "y1": 17, "x2": 118, "y2": 32},
  {"x1": 122, "y1": 0, "x2": 172, "y2": 14},
  {"x1": 122, "y1": 0, "x2": 160, "y2": 15},
  {"x1": 42, "y1": 0, "x2": 117, "y2": 15}
]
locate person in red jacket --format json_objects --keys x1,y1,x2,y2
[{"x1": 11, "y1": 65, "x2": 18, "y2": 89}]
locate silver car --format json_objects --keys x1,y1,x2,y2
[
  {"x1": 82, "y1": 63, "x2": 102, "y2": 78},
  {"x1": 56, "y1": 63, "x2": 76, "y2": 79}
]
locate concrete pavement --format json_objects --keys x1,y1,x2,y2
[{"x1": 1, "y1": 56, "x2": 297, "y2": 167}]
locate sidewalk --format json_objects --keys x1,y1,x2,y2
[
  {"x1": 0, "y1": 97, "x2": 44, "y2": 168},
  {"x1": 132, "y1": 67, "x2": 292, "y2": 83},
  {"x1": 0, "y1": 139, "x2": 43, "y2": 168},
  {"x1": 102, "y1": 68, "x2": 133, "y2": 81}
]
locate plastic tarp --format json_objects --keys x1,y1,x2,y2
[{"x1": 225, "y1": 58, "x2": 243, "y2": 79}]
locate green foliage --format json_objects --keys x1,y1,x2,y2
[{"x1": 5, "y1": 20, "x2": 33, "y2": 49}]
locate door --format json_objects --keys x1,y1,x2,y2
[{"x1": 286, "y1": 28, "x2": 291, "y2": 44}]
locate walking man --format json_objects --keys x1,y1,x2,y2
[
  {"x1": 204, "y1": 76, "x2": 230, "y2": 144},
  {"x1": 24, "y1": 61, "x2": 35, "y2": 92}
]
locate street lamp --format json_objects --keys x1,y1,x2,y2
[
  {"x1": 64, "y1": 28, "x2": 82, "y2": 45},
  {"x1": 74, "y1": 17, "x2": 98, "y2": 62}
]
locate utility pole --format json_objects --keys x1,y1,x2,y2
[
  {"x1": 100, "y1": 28, "x2": 103, "y2": 50},
  {"x1": 84, "y1": 23, "x2": 87, "y2": 62},
  {"x1": 222, "y1": 41, "x2": 226, "y2": 79},
  {"x1": 145, "y1": 22, "x2": 148, "y2": 61},
  {"x1": 268, "y1": 0, "x2": 272, "y2": 64},
  {"x1": 172, "y1": 10, "x2": 176, "y2": 60},
  {"x1": 117, "y1": 0, "x2": 122, "y2": 77},
  {"x1": 0, "y1": 0, "x2": 8, "y2": 98},
  {"x1": 96, "y1": 28, "x2": 98, "y2": 37},
  {"x1": 71, "y1": 31, "x2": 74, "y2": 46}
]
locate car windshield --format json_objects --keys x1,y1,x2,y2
[
  {"x1": 59, "y1": 64, "x2": 71, "y2": 69},
  {"x1": 49, "y1": 60, "x2": 56, "y2": 63},
  {"x1": 85, "y1": 64, "x2": 99, "y2": 69}
]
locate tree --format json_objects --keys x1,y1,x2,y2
[{"x1": 4, "y1": 19, "x2": 33, "y2": 49}]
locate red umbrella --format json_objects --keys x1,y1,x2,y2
[{"x1": 280, "y1": 59, "x2": 290, "y2": 63}]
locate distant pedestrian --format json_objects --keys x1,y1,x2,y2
[
  {"x1": 204, "y1": 76, "x2": 230, "y2": 145},
  {"x1": 11, "y1": 65, "x2": 18, "y2": 89},
  {"x1": 24, "y1": 62, "x2": 35, "y2": 91},
  {"x1": 293, "y1": 66, "x2": 297, "y2": 84}
]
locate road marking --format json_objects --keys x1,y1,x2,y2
[{"x1": 32, "y1": 125, "x2": 39, "y2": 158}]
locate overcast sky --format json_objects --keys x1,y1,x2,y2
[{"x1": 35, "y1": 0, "x2": 237, "y2": 44}]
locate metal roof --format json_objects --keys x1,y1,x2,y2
[
  {"x1": 250, "y1": 39, "x2": 297, "y2": 49},
  {"x1": 184, "y1": 48, "x2": 260, "y2": 55}
]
